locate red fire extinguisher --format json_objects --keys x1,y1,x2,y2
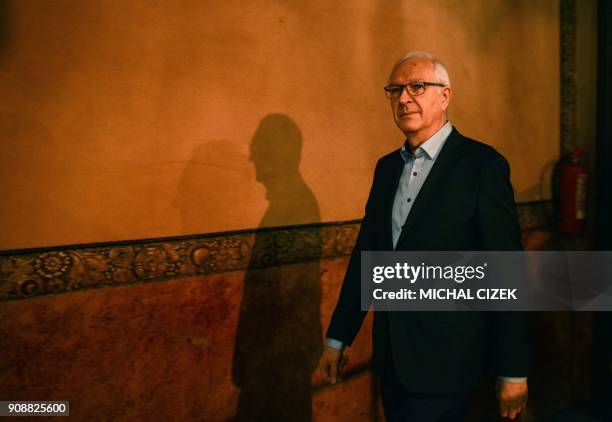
[{"x1": 552, "y1": 147, "x2": 588, "y2": 234}]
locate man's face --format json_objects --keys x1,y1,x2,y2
[{"x1": 388, "y1": 59, "x2": 451, "y2": 138}]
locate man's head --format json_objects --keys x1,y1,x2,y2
[{"x1": 386, "y1": 51, "x2": 452, "y2": 144}]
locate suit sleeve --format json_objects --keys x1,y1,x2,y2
[
  {"x1": 325, "y1": 161, "x2": 381, "y2": 346},
  {"x1": 477, "y1": 153, "x2": 530, "y2": 377}
]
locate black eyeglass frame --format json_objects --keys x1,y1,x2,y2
[{"x1": 383, "y1": 81, "x2": 446, "y2": 99}]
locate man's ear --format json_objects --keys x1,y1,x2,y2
[{"x1": 441, "y1": 87, "x2": 452, "y2": 111}]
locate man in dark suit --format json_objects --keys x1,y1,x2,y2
[{"x1": 318, "y1": 51, "x2": 530, "y2": 421}]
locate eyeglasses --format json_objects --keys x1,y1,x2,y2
[{"x1": 384, "y1": 82, "x2": 446, "y2": 99}]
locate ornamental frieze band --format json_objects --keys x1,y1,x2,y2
[
  {"x1": 0, "y1": 202, "x2": 551, "y2": 302},
  {"x1": 0, "y1": 221, "x2": 360, "y2": 301}
]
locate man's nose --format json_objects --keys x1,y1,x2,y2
[{"x1": 398, "y1": 86, "x2": 414, "y2": 103}]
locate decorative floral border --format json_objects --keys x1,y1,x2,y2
[
  {"x1": 517, "y1": 200, "x2": 555, "y2": 232},
  {"x1": 0, "y1": 221, "x2": 360, "y2": 301},
  {"x1": 0, "y1": 201, "x2": 551, "y2": 302}
]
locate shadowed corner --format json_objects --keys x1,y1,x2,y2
[
  {"x1": 232, "y1": 114, "x2": 323, "y2": 421},
  {"x1": 0, "y1": 0, "x2": 9, "y2": 60}
]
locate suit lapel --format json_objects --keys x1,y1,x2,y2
[
  {"x1": 383, "y1": 152, "x2": 405, "y2": 251},
  {"x1": 394, "y1": 128, "x2": 465, "y2": 250}
]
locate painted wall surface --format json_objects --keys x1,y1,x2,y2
[
  {"x1": 0, "y1": 0, "x2": 560, "y2": 249},
  {"x1": 0, "y1": 259, "x2": 377, "y2": 421},
  {"x1": 0, "y1": 230, "x2": 589, "y2": 421}
]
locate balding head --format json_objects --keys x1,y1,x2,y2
[{"x1": 390, "y1": 51, "x2": 451, "y2": 88}]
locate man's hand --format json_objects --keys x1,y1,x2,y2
[
  {"x1": 496, "y1": 379, "x2": 528, "y2": 420},
  {"x1": 318, "y1": 345, "x2": 348, "y2": 384}
]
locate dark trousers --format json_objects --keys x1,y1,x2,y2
[
  {"x1": 380, "y1": 371, "x2": 471, "y2": 422},
  {"x1": 379, "y1": 316, "x2": 471, "y2": 422}
]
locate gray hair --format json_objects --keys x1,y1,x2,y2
[{"x1": 393, "y1": 51, "x2": 451, "y2": 88}]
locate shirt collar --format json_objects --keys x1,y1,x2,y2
[{"x1": 400, "y1": 121, "x2": 453, "y2": 163}]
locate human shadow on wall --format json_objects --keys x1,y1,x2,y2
[
  {"x1": 173, "y1": 139, "x2": 263, "y2": 234},
  {"x1": 232, "y1": 114, "x2": 323, "y2": 421}
]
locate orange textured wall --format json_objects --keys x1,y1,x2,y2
[
  {"x1": 0, "y1": 230, "x2": 569, "y2": 421},
  {"x1": 0, "y1": 0, "x2": 559, "y2": 249},
  {"x1": 0, "y1": 258, "x2": 376, "y2": 421}
]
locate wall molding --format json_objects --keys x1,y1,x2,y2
[
  {"x1": 0, "y1": 201, "x2": 551, "y2": 302},
  {"x1": 0, "y1": 220, "x2": 360, "y2": 301},
  {"x1": 517, "y1": 200, "x2": 555, "y2": 232}
]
